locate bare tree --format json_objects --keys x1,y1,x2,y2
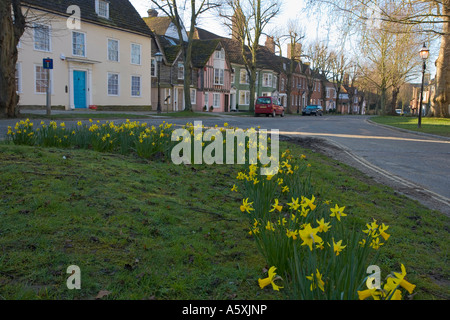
[
  {"x1": 0, "y1": 0, "x2": 26, "y2": 118},
  {"x1": 306, "y1": 0, "x2": 450, "y2": 118},
  {"x1": 272, "y1": 19, "x2": 305, "y2": 114},
  {"x1": 219, "y1": 0, "x2": 281, "y2": 112},
  {"x1": 306, "y1": 40, "x2": 334, "y2": 110},
  {"x1": 150, "y1": 0, "x2": 220, "y2": 112}
]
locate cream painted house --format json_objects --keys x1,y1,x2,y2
[{"x1": 16, "y1": 0, "x2": 153, "y2": 110}]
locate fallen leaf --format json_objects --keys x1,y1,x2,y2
[{"x1": 95, "y1": 290, "x2": 111, "y2": 299}]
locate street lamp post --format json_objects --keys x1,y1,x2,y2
[
  {"x1": 418, "y1": 43, "x2": 430, "y2": 128},
  {"x1": 154, "y1": 52, "x2": 163, "y2": 114}
]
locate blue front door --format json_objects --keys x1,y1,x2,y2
[{"x1": 73, "y1": 70, "x2": 87, "y2": 108}]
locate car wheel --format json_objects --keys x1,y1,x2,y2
[
  {"x1": 272, "y1": 111, "x2": 276, "y2": 117},
  {"x1": 281, "y1": 111, "x2": 285, "y2": 117}
]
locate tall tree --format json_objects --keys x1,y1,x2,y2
[
  {"x1": 0, "y1": 0, "x2": 26, "y2": 118},
  {"x1": 306, "y1": 40, "x2": 334, "y2": 110},
  {"x1": 307, "y1": 0, "x2": 450, "y2": 118},
  {"x1": 220, "y1": 0, "x2": 281, "y2": 112},
  {"x1": 150, "y1": 0, "x2": 220, "y2": 111},
  {"x1": 273, "y1": 19, "x2": 305, "y2": 114}
]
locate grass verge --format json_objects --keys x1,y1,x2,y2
[
  {"x1": 370, "y1": 116, "x2": 450, "y2": 138},
  {"x1": 0, "y1": 141, "x2": 448, "y2": 300}
]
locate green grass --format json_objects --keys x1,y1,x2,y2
[
  {"x1": 371, "y1": 116, "x2": 450, "y2": 137},
  {"x1": 0, "y1": 140, "x2": 448, "y2": 300}
]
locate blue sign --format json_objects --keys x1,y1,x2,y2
[{"x1": 43, "y1": 58, "x2": 53, "y2": 69}]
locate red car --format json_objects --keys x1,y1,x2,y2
[{"x1": 255, "y1": 96, "x2": 285, "y2": 117}]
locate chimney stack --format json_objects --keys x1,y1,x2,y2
[
  {"x1": 287, "y1": 43, "x2": 302, "y2": 61},
  {"x1": 265, "y1": 36, "x2": 275, "y2": 53},
  {"x1": 148, "y1": 8, "x2": 158, "y2": 17}
]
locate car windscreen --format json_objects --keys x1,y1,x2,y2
[{"x1": 256, "y1": 98, "x2": 272, "y2": 104}]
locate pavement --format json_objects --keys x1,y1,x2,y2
[{"x1": 1, "y1": 110, "x2": 449, "y2": 215}]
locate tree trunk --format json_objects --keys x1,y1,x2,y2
[
  {"x1": 389, "y1": 86, "x2": 400, "y2": 115},
  {"x1": 434, "y1": 0, "x2": 450, "y2": 118},
  {"x1": 248, "y1": 67, "x2": 256, "y2": 112},
  {"x1": 0, "y1": 0, "x2": 25, "y2": 118},
  {"x1": 183, "y1": 44, "x2": 193, "y2": 111}
]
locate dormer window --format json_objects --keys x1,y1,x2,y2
[{"x1": 96, "y1": 0, "x2": 109, "y2": 19}]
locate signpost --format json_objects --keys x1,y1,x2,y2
[{"x1": 43, "y1": 58, "x2": 53, "y2": 116}]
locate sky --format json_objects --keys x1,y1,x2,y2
[
  {"x1": 129, "y1": 0, "x2": 325, "y2": 51},
  {"x1": 130, "y1": 0, "x2": 437, "y2": 78}
]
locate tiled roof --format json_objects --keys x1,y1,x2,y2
[
  {"x1": 193, "y1": 27, "x2": 224, "y2": 40},
  {"x1": 22, "y1": 0, "x2": 152, "y2": 36},
  {"x1": 143, "y1": 16, "x2": 172, "y2": 36},
  {"x1": 191, "y1": 39, "x2": 221, "y2": 68}
]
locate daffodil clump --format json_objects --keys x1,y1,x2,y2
[
  {"x1": 7, "y1": 119, "x2": 177, "y2": 159},
  {"x1": 235, "y1": 149, "x2": 416, "y2": 300},
  {"x1": 7, "y1": 120, "x2": 263, "y2": 164}
]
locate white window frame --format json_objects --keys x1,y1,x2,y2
[
  {"x1": 190, "y1": 88, "x2": 197, "y2": 104},
  {"x1": 131, "y1": 75, "x2": 141, "y2": 97},
  {"x1": 239, "y1": 90, "x2": 250, "y2": 105},
  {"x1": 107, "y1": 72, "x2": 120, "y2": 96},
  {"x1": 34, "y1": 65, "x2": 52, "y2": 94},
  {"x1": 214, "y1": 48, "x2": 225, "y2": 60},
  {"x1": 95, "y1": 0, "x2": 109, "y2": 19},
  {"x1": 213, "y1": 93, "x2": 221, "y2": 108},
  {"x1": 178, "y1": 62, "x2": 184, "y2": 80},
  {"x1": 214, "y1": 69, "x2": 224, "y2": 85},
  {"x1": 240, "y1": 69, "x2": 249, "y2": 84},
  {"x1": 273, "y1": 75, "x2": 277, "y2": 89},
  {"x1": 131, "y1": 43, "x2": 141, "y2": 65},
  {"x1": 151, "y1": 58, "x2": 157, "y2": 77},
  {"x1": 263, "y1": 73, "x2": 272, "y2": 87},
  {"x1": 107, "y1": 38, "x2": 119, "y2": 62},
  {"x1": 72, "y1": 31, "x2": 86, "y2": 57},
  {"x1": 15, "y1": 62, "x2": 22, "y2": 93},
  {"x1": 204, "y1": 93, "x2": 209, "y2": 108},
  {"x1": 33, "y1": 23, "x2": 51, "y2": 52},
  {"x1": 164, "y1": 88, "x2": 171, "y2": 104}
]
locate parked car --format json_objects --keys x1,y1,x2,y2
[
  {"x1": 255, "y1": 96, "x2": 285, "y2": 117},
  {"x1": 302, "y1": 105, "x2": 323, "y2": 116}
]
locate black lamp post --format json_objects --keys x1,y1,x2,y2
[
  {"x1": 418, "y1": 43, "x2": 430, "y2": 128},
  {"x1": 154, "y1": 51, "x2": 163, "y2": 114}
]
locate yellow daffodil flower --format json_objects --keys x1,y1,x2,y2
[
  {"x1": 358, "y1": 288, "x2": 383, "y2": 300},
  {"x1": 286, "y1": 229, "x2": 298, "y2": 240},
  {"x1": 333, "y1": 239, "x2": 346, "y2": 256},
  {"x1": 369, "y1": 237, "x2": 384, "y2": 250},
  {"x1": 231, "y1": 184, "x2": 238, "y2": 192},
  {"x1": 330, "y1": 204, "x2": 347, "y2": 221},
  {"x1": 306, "y1": 269, "x2": 325, "y2": 292},
  {"x1": 391, "y1": 264, "x2": 416, "y2": 294},
  {"x1": 299, "y1": 224, "x2": 322, "y2": 251},
  {"x1": 302, "y1": 195, "x2": 317, "y2": 211},
  {"x1": 316, "y1": 218, "x2": 331, "y2": 232},
  {"x1": 258, "y1": 266, "x2": 283, "y2": 291},
  {"x1": 240, "y1": 198, "x2": 254, "y2": 214},
  {"x1": 265, "y1": 221, "x2": 275, "y2": 232},
  {"x1": 269, "y1": 199, "x2": 283, "y2": 213},
  {"x1": 287, "y1": 197, "x2": 300, "y2": 211}
]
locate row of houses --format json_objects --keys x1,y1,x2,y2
[{"x1": 14, "y1": 0, "x2": 363, "y2": 114}]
